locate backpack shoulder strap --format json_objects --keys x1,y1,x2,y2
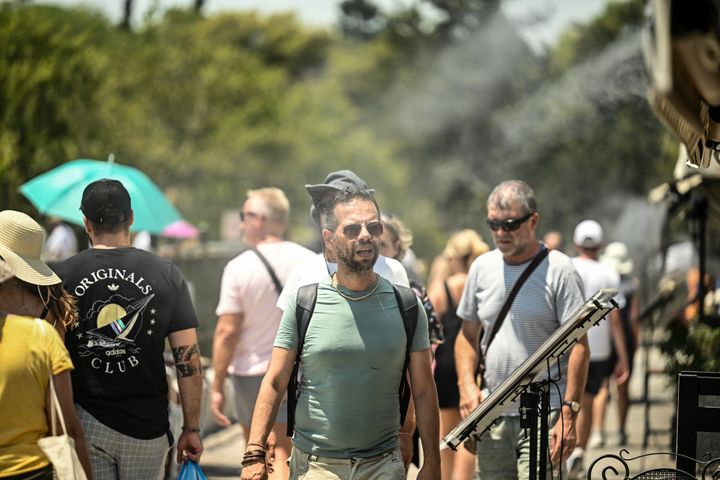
[
  {"x1": 286, "y1": 283, "x2": 318, "y2": 436},
  {"x1": 392, "y1": 284, "x2": 419, "y2": 426}
]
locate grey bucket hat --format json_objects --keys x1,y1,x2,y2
[{"x1": 306, "y1": 170, "x2": 375, "y2": 225}]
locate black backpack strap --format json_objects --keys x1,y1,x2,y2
[
  {"x1": 392, "y1": 284, "x2": 419, "y2": 426},
  {"x1": 286, "y1": 283, "x2": 318, "y2": 436},
  {"x1": 251, "y1": 248, "x2": 283, "y2": 295}
]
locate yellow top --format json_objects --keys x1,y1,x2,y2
[{"x1": 0, "y1": 314, "x2": 73, "y2": 477}]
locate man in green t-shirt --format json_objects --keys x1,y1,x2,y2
[{"x1": 241, "y1": 188, "x2": 440, "y2": 480}]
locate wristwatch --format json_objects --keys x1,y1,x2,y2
[{"x1": 562, "y1": 400, "x2": 581, "y2": 414}]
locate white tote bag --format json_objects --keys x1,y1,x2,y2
[{"x1": 37, "y1": 354, "x2": 87, "y2": 480}]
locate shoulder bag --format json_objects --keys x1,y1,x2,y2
[{"x1": 37, "y1": 323, "x2": 87, "y2": 480}]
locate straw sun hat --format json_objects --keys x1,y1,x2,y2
[{"x1": 0, "y1": 210, "x2": 61, "y2": 286}]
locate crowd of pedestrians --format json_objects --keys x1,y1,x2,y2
[{"x1": 0, "y1": 171, "x2": 646, "y2": 480}]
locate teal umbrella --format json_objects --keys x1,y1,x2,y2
[{"x1": 19, "y1": 158, "x2": 181, "y2": 233}]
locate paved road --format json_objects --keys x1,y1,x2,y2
[{"x1": 198, "y1": 345, "x2": 676, "y2": 479}]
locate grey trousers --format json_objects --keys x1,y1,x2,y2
[
  {"x1": 475, "y1": 410, "x2": 566, "y2": 480},
  {"x1": 76, "y1": 405, "x2": 170, "y2": 480}
]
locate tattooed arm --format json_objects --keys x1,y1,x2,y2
[{"x1": 169, "y1": 328, "x2": 204, "y2": 464}]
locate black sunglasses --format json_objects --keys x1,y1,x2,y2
[
  {"x1": 240, "y1": 211, "x2": 261, "y2": 221},
  {"x1": 337, "y1": 221, "x2": 384, "y2": 239},
  {"x1": 486, "y1": 212, "x2": 534, "y2": 232}
]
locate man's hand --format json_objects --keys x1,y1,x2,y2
[
  {"x1": 549, "y1": 409, "x2": 576, "y2": 467},
  {"x1": 614, "y1": 357, "x2": 630, "y2": 385},
  {"x1": 240, "y1": 461, "x2": 268, "y2": 480},
  {"x1": 399, "y1": 433, "x2": 414, "y2": 469},
  {"x1": 211, "y1": 389, "x2": 231, "y2": 427},
  {"x1": 266, "y1": 430, "x2": 277, "y2": 471},
  {"x1": 417, "y1": 463, "x2": 441, "y2": 480},
  {"x1": 176, "y1": 430, "x2": 203, "y2": 464},
  {"x1": 458, "y1": 381, "x2": 483, "y2": 419}
]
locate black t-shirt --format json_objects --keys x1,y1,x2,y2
[{"x1": 54, "y1": 247, "x2": 198, "y2": 439}]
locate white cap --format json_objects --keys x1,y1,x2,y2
[{"x1": 573, "y1": 220, "x2": 603, "y2": 248}]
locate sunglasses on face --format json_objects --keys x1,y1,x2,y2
[
  {"x1": 486, "y1": 212, "x2": 534, "y2": 232},
  {"x1": 336, "y1": 221, "x2": 384, "y2": 239},
  {"x1": 240, "y1": 211, "x2": 261, "y2": 221}
]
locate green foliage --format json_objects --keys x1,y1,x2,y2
[
  {"x1": 660, "y1": 316, "x2": 720, "y2": 376},
  {"x1": 0, "y1": 4, "x2": 107, "y2": 210},
  {"x1": 550, "y1": 0, "x2": 645, "y2": 75},
  {"x1": 0, "y1": 0, "x2": 680, "y2": 270}
]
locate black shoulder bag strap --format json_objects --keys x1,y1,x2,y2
[
  {"x1": 393, "y1": 284, "x2": 419, "y2": 426},
  {"x1": 251, "y1": 247, "x2": 283, "y2": 295},
  {"x1": 286, "y1": 283, "x2": 318, "y2": 436},
  {"x1": 479, "y1": 247, "x2": 549, "y2": 377}
]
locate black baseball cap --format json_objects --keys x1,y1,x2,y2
[{"x1": 80, "y1": 179, "x2": 132, "y2": 224}]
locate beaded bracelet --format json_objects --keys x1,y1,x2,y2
[
  {"x1": 241, "y1": 458, "x2": 266, "y2": 467},
  {"x1": 241, "y1": 451, "x2": 267, "y2": 467},
  {"x1": 244, "y1": 449, "x2": 266, "y2": 456},
  {"x1": 181, "y1": 426, "x2": 201, "y2": 433}
]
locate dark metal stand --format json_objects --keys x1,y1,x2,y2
[
  {"x1": 520, "y1": 382, "x2": 552, "y2": 480},
  {"x1": 687, "y1": 195, "x2": 708, "y2": 324},
  {"x1": 637, "y1": 287, "x2": 677, "y2": 450}
]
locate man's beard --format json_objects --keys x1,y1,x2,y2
[{"x1": 334, "y1": 239, "x2": 378, "y2": 274}]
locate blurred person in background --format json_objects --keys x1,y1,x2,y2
[
  {"x1": 428, "y1": 229, "x2": 488, "y2": 480},
  {"x1": 379, "y1": 213, "x2": 413, "y2": 266},
  {"x1": 591, "y1": 242, "x2": 640, "y2": 447},
  {"x1": 379, "y1": 212, "x2": 422, "y2": 283},
  {"x1": 567, "y1": 221, "x2": 629, "y2": 478},
  {"x1": 0, "y1": 236, "x2": 91, "y2": 478},
  {"x1": 543, "y1": 231, "x2": 564, "y2": 253},
  {"x1": 211, "y1": 187, "x2": 314, "y2": 480},
  {"x1": 42, "y1": 217, "x2": 78, "y2": 264}
]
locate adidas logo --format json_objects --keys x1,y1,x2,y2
[{"x1": 108, "y1": 284, "x2": 119, "y2": 291}]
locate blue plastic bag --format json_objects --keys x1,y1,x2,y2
[{"x1": 177, "y1": 460, "x2": 207, "y2": 480}]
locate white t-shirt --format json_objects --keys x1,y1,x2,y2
[
  {"x1": 572, "y1": 256, "x2": 625, "y2": 361},
  {"x1": 215, "y1": 241, "x2": 315, "y2": 376},
  {"x1": 276, "y1": 252, "x2": 410, "y2": 312},
  {"x1": 43, "y1": 223, "x2": 77, "y2": 262}
]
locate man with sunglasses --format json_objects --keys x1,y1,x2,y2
[
  {"x1": 455, "y1": 180, "x2": 589, "y2": 480},
  {"x1": 275, "y1": 170, "x2": 409, "y2": 315},
  {"x1": 274, "y1": 170, "x2": 418, "y2": 466},
  {"x1": 211, "y1": 188, "x2": 314, "y2": 480},
  {"x1": 241, "y1": 188, "x2": 440, "y2": 480}
]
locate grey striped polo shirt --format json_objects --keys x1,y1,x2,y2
[{"x1": 457, "y1": 247, "x2": 585, "y2": 413}]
